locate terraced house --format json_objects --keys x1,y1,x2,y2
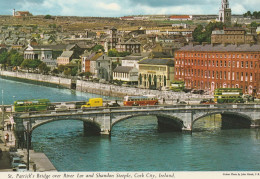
[{"x1": 174, "y1": 44, "x2": 260, "y2": 97}]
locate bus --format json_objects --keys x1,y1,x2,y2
[
  {"x1": 214, "y1": 88, "x2": 244, "y2": 103},
  {"x1": 170, "y1": 81, "x2": 185, "y2": 92},
  {"x1": 14, "y1": 99, "x2": 52, "y2": 112},
  {"x1": 123, "y1": 95, "x2": 159, "y2": 106}
]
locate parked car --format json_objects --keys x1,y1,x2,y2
[
  {"x1": 11, "y1": 157, "x2": 21, "y2": 168},
  {"x1": 16, "y1": 164, "x2": 27, "y2": 172},
  {"x1": 200, "y1": 99, "x2": 215, "y2": 104}
]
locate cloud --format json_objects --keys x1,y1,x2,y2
[
  {"x1": 97, "y1": 2, "x2": 121, "y2": 11},
  {"x1": 1, "y1": 0, "x2": 260, "y2": 17}
]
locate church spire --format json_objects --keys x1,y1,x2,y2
[{"x1": 219, "y1": 0, "x2": 231, "y2": 25}]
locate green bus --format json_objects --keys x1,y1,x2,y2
[
  {"x1": 214, "y1": 88, "x2": 244, "y2": 103},
  {"x1": 170, "y1": 81, "x2": 185, "y2": 92},
  {"x1": 14, "y1": 99, "x2": 52, "y2": 112}
]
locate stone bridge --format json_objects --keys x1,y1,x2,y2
[{"x1": 12, "y1": 103, "x2": 260, "y2": 148}]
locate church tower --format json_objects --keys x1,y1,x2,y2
[{"x1": 219, "y1": 0, "x2": 231, "y2": 26}]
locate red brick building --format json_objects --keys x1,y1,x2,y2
[{"x1": 174, "y1": 44, "x2": 260, "y2": 97}]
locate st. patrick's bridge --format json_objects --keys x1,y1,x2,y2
[{"x1": 11, "y1": 103, "x2": 260, "y2": 148}]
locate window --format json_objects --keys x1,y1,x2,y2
[{"x1": 241, "y1": 61, "x2": 244, "y2": 68}]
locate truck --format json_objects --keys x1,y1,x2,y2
[{"x1": 81, "y1": 98, "x2": 103, "y2": 108}]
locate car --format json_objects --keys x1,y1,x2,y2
[
  {"x1": 16, "y1": 164, "x2": 28, "y2": 172},
  {"x1": 200, "y1": 99, "x2": 215, "y2": 104},
  {"x1": 108, "y1": 102, "x2": 120, "y2": 107},
  {"x1": 11, "y1": 157, "x2": 21, "y2": 168},
  {"x1": 179, "y1": 101, "x2": 187, "y2": 104}
]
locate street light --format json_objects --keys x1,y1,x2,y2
[{"x1": 1, "y1": 90, "x2": 4, "y2": 130}]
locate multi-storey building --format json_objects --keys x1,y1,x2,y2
[
  {"x1": 211, "y1": 27, "x2": 258, "y2": 45},
  {"x1": 174, "y1": 44, "x2": 260, "y2": 97}
]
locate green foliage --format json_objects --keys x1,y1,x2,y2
[
  {"x1": 57, "y1": 65, "x2": 65, "y2": 73},
  {"x1": 21, "y1": 59, "x2": 41, "y2": 72},
  {"x1": 91, "y1": 45, "x2": 104, "y2": 52},
  {"x1": 108, "y1": 49, "x2": 118, "y2": 57},
  {"x1": 52, "y1": 68, "x2": 59, "y2": 75},
  {"x1": 79, "y1": 72, "x2": 92, "y2": 78},
  {"x1": 44, "y1": 15, "x2": 52, "y2": 19},
  {"x1": 250, "y1": 22, "x2": 259, "y2": 28},
  {"x1": 64, "y1": 67, "x2": 71, "y2": 76},
  {"x1": 71, "y1": 67, "x2": 78, "y2": 76},
  {"x1": 243, "y1": 11, "x2": 260, "y2": 19},
  {"x1": 0, "y1": 51, "x2": 9, "y2": 69},
  {"x1": 10, "y1": 52, "x2": 24, "y2": 67},
  {"x1": 38, "y1": 62, "x2": 50, "y2": 74},
  {"x1": 0, "y1": 50, "x2": 24, "y2": 69},
  {"x1": 192, "y1": 22, "x2": 224, "y2": 44}
]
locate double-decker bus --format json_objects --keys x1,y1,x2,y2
[
  {"x1": 170, "y1": 81, "x2": 185, "y2": 92},
  {"x1": 14, "y1": 99, "x2": 52, "y2": 112},
  {"x1": 123, "y1": 95, "x2": 159, "y2": 106},
  {"x1": 214, "y1": 88, "x2": 244, "y2": 103}
]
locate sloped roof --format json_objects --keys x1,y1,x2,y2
[
  {"x1": 122, "y1": 56, "x2": 144, "y2": 61},
  {"x1": 113, "y1": 66, "x2": 134, "y2": 73},
  {"x1": 178, "y1": 44, "x2": 260, "y2": 52},
  {"x1": 60, "y1": 51, "x2": 73, "y2": 57},
  {"x1": 121, "y1": 38, "x2": 141, "y2": 45},
  {"x1": 139, "y1": 59, "x2": 174, "y2": 66}
]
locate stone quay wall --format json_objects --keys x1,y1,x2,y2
[
  {"x1": 0, "y1": 70, "x2": 211, "y2": 103},
  {"x1": 0, "y1": 70, "x2": 71, "y2": 88}
]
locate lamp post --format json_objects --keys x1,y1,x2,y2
[
  {"x1": 26, "y1": 122, "x2": 31, "y2": 170},
  {"x1": 1, "y1": 90, "x2": 4, "y2": 130},
  {"x1": 11, "y1": 96, "x2": 15, "y2": 115}
]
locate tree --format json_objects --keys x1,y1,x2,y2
[
  {"x1": 10, "y1": 53, "x2": 24, "y2": 69},
  {"x1": 108, "y1": 49, "x2": 118, "y2": 57},
  {"x1": 71, "y1": 67, "x2": 78, "y2": 76},
  {"x1": 92, "y1": 45, "x2": 104, "y2": 52},
  {"x1": 63, "y1": 67, "x2": 71, "y2": 76},
  {"x1": 44, "y1": 15, "x2": 52, "y2": 19},
  {"x1": 38, "y1": 62, "x2": 50, "y2": 74},
  {"x1": 21, "y1": 59, "x2": 31, "y2": 72},
  {"x1": 0, "y1": 51, "x2": 9, "y2": 69},
  {"x1": 29, "y1": 59, "x2": 42, "y2": 71},
  {"x1": 57, "y1": 65, "x2": 65, "y2": 74},
  {"x1": 192, "y1": 22, "x2": 224, "y2": 44},
  {"x1": 250, "y1": 22, "x2": 258, "y2": 28}
]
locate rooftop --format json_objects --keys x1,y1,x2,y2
[
  {"x1": 177, "y1": 44, "x2": 260, "y2": 52},
  {"x1": 139, "y1": 58, "x2": 174, "y2": 66}
]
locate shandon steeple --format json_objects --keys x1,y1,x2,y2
[{"x1": 219, "y1": 0, "x2": 231, "y2": 25}]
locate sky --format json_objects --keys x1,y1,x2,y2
[{"x1": 0, "y1": 0, "x2": 259, "y2": 17}]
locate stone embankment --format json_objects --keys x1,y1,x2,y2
[{"x1": 0, "y1": 70, "x2": 212, "y2": 103}]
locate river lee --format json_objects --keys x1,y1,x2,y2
[{"x1": 1, "y1": 77, "x2": 260, "y2": 171}]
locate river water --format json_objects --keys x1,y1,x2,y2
[{"x1": 1, "y1": 77, "x2": 260, "y2": 171}]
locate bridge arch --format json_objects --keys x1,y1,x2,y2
[
  {"x1": 111, "y1": 114, "x2": 184, "y2": 132},
  {"x1": 192, "y1": 111, "x2": 252, "y2": 130},
  {"x1": 30, "y1": 117, "x2": 101, "y2": 135}
]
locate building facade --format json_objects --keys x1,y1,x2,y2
[
  {"x1": 174, "y1": 44, "x2": 260, "y2": 97},
  {"x1": 211, "y1": 28, "x2": 257, "y2": 45},
  {"x1": 113, "y1": 66, "x2": 138, "y2": 83},
  {"x1": 138, "y1": 59, "x2": 175, "y2": 89}
]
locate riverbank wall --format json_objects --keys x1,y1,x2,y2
[
  {"x1": 0, "y1": 70, "x2": 211, "y2": 102},
  {"x1": 0, "y1": 71, "x2": 71, "y2": 89}
]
